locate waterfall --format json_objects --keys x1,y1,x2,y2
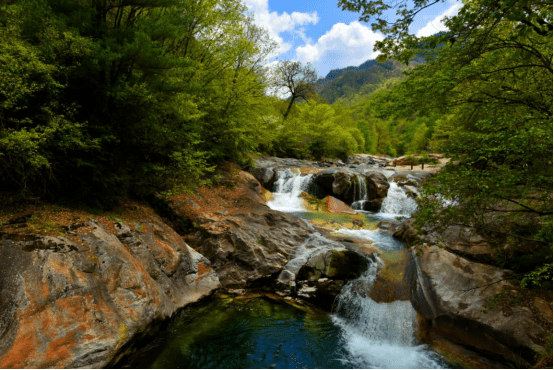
[
  {"x1": 379, "y1": 182, "x2": 418, "y2": 217},
  {"x1": 267, "y1": 169, "x2": 313, "y2": 212},
  {"x1": 351, "y1": 174, "x2": 368, "y2": 210},
  {"x1": 331, "y1": 259, "x2": 445, "y2": 369}
]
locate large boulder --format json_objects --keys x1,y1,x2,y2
[
  {"x1": 332, "y1": 170, "x2": 353, "y2": 201},
  {"x1": 0, "y1": 218, "x2": 219, "y2": 369},
  {"x1": 407, "y1": 243, "x2": 551, "y2": 367},
  {"x1": 189, "y1": 209, "x2": 312, "y2": 288},
  {"x1": 325, "y1": 196, "x2": 357, "y2": 214},
  {"x1": 365, "y1": 171, "x2": 390, "y2": 199}
]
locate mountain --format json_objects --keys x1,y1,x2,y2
[{"x1": 315, "y1": 58, "x2": 423, "y2": 104}]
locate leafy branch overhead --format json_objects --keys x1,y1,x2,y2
[{"x1": 337, "y1": 0, "x2": 553, "y2": 63}]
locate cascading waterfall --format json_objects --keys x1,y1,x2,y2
[
  {"x1": 262, "y1": 167, "x2": 446, "y2": 368},
  {"x1": 351, "y1": 174, "x2": 368, "y2": 210},
  {"x1": 331, "y1": 258, "x2": 445, "y2": 369},
  {"x1": 267, "y1": 169, "x2": 313, "y2": 212},
  {"x1": 379, "y1": 182, "x2": 418, "y2": 217}
]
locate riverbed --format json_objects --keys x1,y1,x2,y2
[{"x1": 119, "y1": 170, "x2": 447, "y2": 369}]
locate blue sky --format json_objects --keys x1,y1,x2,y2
[{"x1": 244, "y1": 0, "x2": 462, "y2": 77}]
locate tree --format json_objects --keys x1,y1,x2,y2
[{"x1": 268, "y1": 60, "x2": 318, "y2": 120}]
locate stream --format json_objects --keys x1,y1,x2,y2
[{"x1": 121, "y1": 169, "x2": 447, "y2": 369}]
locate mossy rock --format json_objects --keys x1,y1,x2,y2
[
  {"x1": 262, "y1": 189, "x2": 274, "y2": 202},
  {"x1": 326, "y1": 250, "x2": 369, "y2": 279}
]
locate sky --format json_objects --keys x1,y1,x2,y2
[{"x1": 243, "y1": 0, "x2": 462, "y2": 77}]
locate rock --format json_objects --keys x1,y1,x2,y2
[
  {"x1": 395, "y1": 219, "x2": 500, "y2": 264},
  {"x1": 359, "y1": 199, "x2": 384, "y2": 212},
  {"x1": 297, "y1": 249, "x2": 370, "y2": 282},
  {"x1": 325, "y1": 196, "x2": 357, "y2": 215},
  {"x1": 295, "y1": 249, "x2": 373, "y2": 309},
  {"x1": 403, "y1": 185, "x2": 419, "y2": 198},
  {"x1": 532, "y1": 297, "x2": 553, "y2": 325},
  {"x1": 408, "y1": 244, "x2": 548, "y2": 367},
  {"x1": 346, "y1": 154, "x2": 389, "y2": 168},
  {"x1": 331, "y1": 170, "x2": 352, "y2": 201},
  {"x1": 377, "y1": 220, "x2": 400, "y2": 232},
  {"x1": 248, "y1": 167, "x2": 276, "y2": 190},
  {"x1": 429, "y1": 334, "x2": 508, "y2": 369},
  {"x1": 0, "y1": 218, "x2": 219, "y2": 369},
  {"x1": 364, "y1": 171, "x2": 390, "y2": 199},
  {"x1": 190, "y1": 209, "x2": 312, "y2": 288},
  {"x1": 312, "y1": 169, "x2": 390, "y2": 207}
]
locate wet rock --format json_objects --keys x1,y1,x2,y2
[
  {"x1": 359, "y1": 199, "x2": 383, "y2": 212},
  {"x1": 364, "y1": 171, "x2": 389, "y2": 199},
  {"x1": 249, "y1": 167, "x2": 276, "y2": 190},
  {"x1": 331, "y1": 171, "x2": 352, "y2": 201},
  {"x1": 312, "y1": 169, "x2": 390, "y2": 207},
  {"x1": 0, "y1": 218, "x2": 219, "y2": 369},
  {"x1": 293, "y1": 249, "x2": 373, "y2": 309},
  {"x1": 377, "y1": 220, "x2": 400, "y2": 232}
]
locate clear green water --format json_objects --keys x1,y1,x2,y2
[{"x1": 122, "y1": 295, "x2": 351, "y2": 369}]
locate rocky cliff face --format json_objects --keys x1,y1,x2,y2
[{"x1": 0, "y1": 216, "x2": 219, "y2": 368}]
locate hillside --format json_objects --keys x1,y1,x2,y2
[{"x1": 315, "y1": 59, "x2": 418, "y2": 104}]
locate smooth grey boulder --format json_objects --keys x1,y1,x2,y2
[{"x1": 408, "y1": 244, "x2": 550, "y2": 367}]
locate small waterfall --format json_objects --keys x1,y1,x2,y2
[
  {"x1": 379, "y1": 182, "x2": 418, "y2": 217},
  {"x1": 332, "y1": 259, "x2": 445, "y2": 369},
  {"x1": 351, "y1": 174, "x2": 368, "y2": 210},
  {"x1": 267, "y1": 169, "x2": 313, "y2": 212}
]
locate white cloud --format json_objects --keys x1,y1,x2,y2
[
  {"x1": 244, "y1": 0, "x2": 318, "y2": 55},
  {"x1": 295, "y1": 21, "x2": 383, "y2": 71},
  {"x1": 415, "y1": 3, "x2": 462, "y2": 37}
]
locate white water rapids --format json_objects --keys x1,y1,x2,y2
[
  {"x1": 266, "y1": 169, "x2": 445, "y2": 369},
  {"x1": 379, "y1": 181, "x2": 418, "y2": 218}
]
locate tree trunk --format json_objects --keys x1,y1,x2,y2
[{"x1": 283, "y1": 95, "x2": 295, "y2": 120}]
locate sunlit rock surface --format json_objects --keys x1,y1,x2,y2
[{"x1": 0, "y1": 218, "x2": 219, "y2": 368}]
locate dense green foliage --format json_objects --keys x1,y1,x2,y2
[
  {"x1": 259, "y1": 99, "x2": 365, "y2": 160},
  {"x1": 0, "y1": 0, "x2": 277, "y2": 202}
]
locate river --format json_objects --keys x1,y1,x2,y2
[{"x1": 119, "y1": 170, "x2": 447, "y2": 369}]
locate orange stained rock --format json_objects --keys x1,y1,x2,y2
[
  {"x1": 0, "y1": 321, "x2": 36, "y2": 369},
  {"x1": 197, "y1": 263, "x2": 210, "y2": 276},
  {"x1": 325, "y1": 196, "x2": 357, "y2": 215},
  {"x1": 195, "y1": 263, "x2": 211, "y2": 283},
  {"x1": 44, "y1": 331, "x2": 75, "y2": 366}
]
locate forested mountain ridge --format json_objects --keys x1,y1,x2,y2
[{"x1": 314, "y1": 56, "x2": 427, "y2": 104}]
